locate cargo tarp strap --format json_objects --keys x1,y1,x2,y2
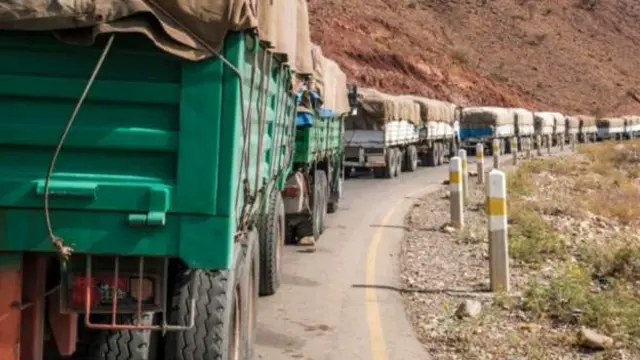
[
  {"x1": 43, "y1": 34, "x2": 115, "y2": 261},
  {"x1": 254, "y1": 51, "x2": 273, "y2": 193},
  {"x1": 234, "y1": 33, "x2": 260, "y2": 235}
]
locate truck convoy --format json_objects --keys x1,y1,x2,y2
[
  {"x1": 0, "y1": 0, "x2": 355, "y2": 359},
  {"x1": 343, "y1": 88, "x2": 460, "y2": 178}
]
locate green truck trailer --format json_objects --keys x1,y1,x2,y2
[
  {"x1": 280, "y1": 54, "x2": 357, "y2": 248},
  {"x1": 0, "y1": 28, "x2": 299, "y2": 359}
]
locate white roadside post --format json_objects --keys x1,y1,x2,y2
[
  {"x1": 546, "y1": 135, "x2": 552, "y2": 155},
  {"x1": 476, "y1": 143, "x2": 485, "y2": 185},
  {"x1": 560, "y1": 133, "x2": 565, "y2": 151},
  {"x1": 536, "y1": 135, "x2": 542, "y2": 157},
  {"x1": 487, "y1": 169, "x2": 510, "y2": 292},
  {"x1": 571, "y1": 134, "x2": 576, "y2": 151},
  {"x1": 449, "y1": 157, "x2": 464, "y2": 229},
  {"x1": 526, "y1": 137, "x2": 532, "y2": 159},
  {"x1": 492, "y1": 138, "x2": 500, "y2": 169},
  {"x1": 458, "y1": 149, "x2": 469, "y2": 203},
  {"x1": 511, "y1": 137, "x2": 518, "y2": 165}
]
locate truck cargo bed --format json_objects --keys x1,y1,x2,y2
[{"x1": 0, "y1": 31, "x2": 294, "y2": 269}]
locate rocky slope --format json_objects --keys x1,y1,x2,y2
[{"x1": 309, "y1": 0, "x2": 640, "y2": 115}]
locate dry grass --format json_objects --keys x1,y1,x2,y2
[{"x1": 505, "y1": 140, "x2": 640, "y2": 352}]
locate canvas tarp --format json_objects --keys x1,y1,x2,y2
[
  {"x1": 0, "y1": 0, "x2": 302, "y2": 63},
  {"x1": 332, "y1": 63, "x2": 350, "y2": 114},
  {"x1": 511, "y1": 108, "x2": 534, "y2": 126},
  {"x1": 321, "y1": 57, "x2": 337, "y2": 111},
  {"x1": 566, "y1": 116, "x2": 580, "y2": 129},
  {"x1": 346, "y1": 88, "x2": 420, "y2": 130},
  {"x1": 294, "y1": 0, "x2": 312, "y2": 74},
  {"x1": 403, "y1": 96, "x2": 455, "y2": 124},
  {"x1": 310, "y1": 43, "x2": 325, "y2": 93},
  {"x1": 534, "y1": 112, "x2": 556, "y2": 128},
  {"x1": 598, "y1": 117, "x2": 625, "y2": 127},
  {"x1": 573, "y1": 115, "x2": 596, "y2": 126},
  {"x1": 461, "y1": 107, "x2": 513, "y2": 126}
]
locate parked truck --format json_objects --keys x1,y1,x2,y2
[
  {"x1": 0, "y1": 0, "x2": 311, "y2": 358},
  {"x1": 460, "y1": 106, "x2": 516, "y2": 155},
  {"x1": 405, "y1": 97, "x2": 460, "y2": 167},
  {"x1": 510, "y1": 107, "x2": 535, "y2": 151},
  {"x1": 571, "y1": 114, "x2": 598, "y2": 143},
  {"x1": 597, "y1": 117, "x2": 626, "y2": 141},
  {"x1": 282, "y1": 49, "x2": 356, "y2": 247},
  {"x1": 343, "y1": 88, "x2": 423, "y2": 178},
  {"x1": 533, "y1": 112, "x2": 556, "y2": 149}
]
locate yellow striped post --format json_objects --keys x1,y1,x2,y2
[
  {"x1": 492, "y1": 138, "x2": 500, "y2": 169},
  {"x1": 458, "y1": 149, "x2": 468, "y2": 203},
  {"x1": 487, "y1": 169, "x2": 509, "y2": 292},
  {"x1": 449, "y1": 156, "x2": 464, "y2": 229},
  {"x1": 511, "y1": 137, "x2": 518, "y2": 165},
  {"x1": 476, "y1": 143, "x2": 485, "y2": 184}
]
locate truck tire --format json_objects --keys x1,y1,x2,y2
[
  {"x1": 374, "y1": 149, "x2": 395, "y2": 178},
  {"x1": 393, "y1": 148, "x2": 402, "y2": 177},
  {"x1": 258, "y1": 190, "x2": 285, "y2": 296},
  {"x1": 164, "y1": 245, "x2": 246, "y2": 360},
  {"x1": 327, "y1": 175, "x2": 342, "y2": 213},
  {"x1": 316, "y1": 170, "x2": 328, "y2": 233},
  {"x1": 84, "y1": 314, "x2": 156, "y2": 360},
  {"x1": 242, "y1": 230, "x2": 260, "y2": 360},
  {"x1": 436, "y1": 143, "x2": 444, "y2": 166},
  {"x1": 405, "y1": 145, "x2": 418, "y2": 172},
  {"x1": 421, "y1": 148, "x2": 437, "y2": 167}
]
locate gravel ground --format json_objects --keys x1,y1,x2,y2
[{"x1": 400, "y1": 152, "x2": 640, "y2": 360}]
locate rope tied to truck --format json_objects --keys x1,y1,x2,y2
[{"x1": 43, "y1": 34, "x2": 116, "y2": 261}]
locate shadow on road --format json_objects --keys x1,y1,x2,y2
[{"x1": 351, "y1": 284, "x2": 491, "y2": 297}]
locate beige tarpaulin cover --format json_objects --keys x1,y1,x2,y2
[
  {"x1": 294, "y1": 0, "x2": 312, "y2": 74},
  {"x1": 573, "y1": 114, "x2": 597, "y2": 126},
  {"x1": 566, "y1": 116, "x2": 580, "y2": 129},
  {"x1": 330, "y1": 61, "x2": 350, "y2": 114},
  {"x1": 404, "y1": 96, "x2": 456, "y2": 124},
  {"x1": 258, "y1": 0, "x2": 277, "y2": 47},
  {"x1": 511, "y1": 108, "x2": 534, "y2": 126},
  {"x1": 0, "y1": 0, "x2": 302, "y2": 63},
  {"x1": 598, "y1": 117, "x2": 625, "y2": 127},
  {"x1": 462, "y1": 107, "x2": 514, "y2": 126},
  {"x1": 322, "y1": 57, "x2": 336, "y2": 111},
  {"x1": 346, "y1": 88, "x2": 420, "y2": 130},
  {"x1": 310, "y1": 43, "x2": 325, "y2": 94}
]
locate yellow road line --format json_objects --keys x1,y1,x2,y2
[{"x1": 365, "y1": 185, "x2": 434, "y2": 360}]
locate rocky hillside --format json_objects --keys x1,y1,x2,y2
[{"x1": 309, "y1": 0, "x2": 640, "y2": 115}]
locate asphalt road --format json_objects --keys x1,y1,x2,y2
[{"x1": 254, "y1": 161, "x2": 463, "y2": 360}]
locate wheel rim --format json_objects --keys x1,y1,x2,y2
[{"x1": 229, "y1": 286, "x2": 241, "y2": 360}]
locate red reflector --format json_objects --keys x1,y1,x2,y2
[
  {"x1": 71, "y1": 276, "x2": 127, "y2": 308},
  {"x1": 283, "y1": 186, "x2": 300, "y2": 198}
]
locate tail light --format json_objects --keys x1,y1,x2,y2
[
  {"x1": 69, "y1": 274, "x2": 155, "y2": 310},
  {"x1": 283, "y1": 185, "x2": 300, "y2": 198}
]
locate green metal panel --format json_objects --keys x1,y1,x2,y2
[
  {"x1": 0, "y1": 31, "x2": 295, "y2": 270},
  {"x1": 293, "y1": 114, "x2": 343, "y2": 165}
]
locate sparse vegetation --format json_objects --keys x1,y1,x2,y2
[{"x1": 505, "y1": 140, "x2": 640, "y2": 353}]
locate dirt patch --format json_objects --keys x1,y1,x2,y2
[
  {"x1": 310, "y1": 0, "x2": 640, "y2": 115},
  {"x1": 401, "y1": 141, "x2": 640, "y2": 359}
]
